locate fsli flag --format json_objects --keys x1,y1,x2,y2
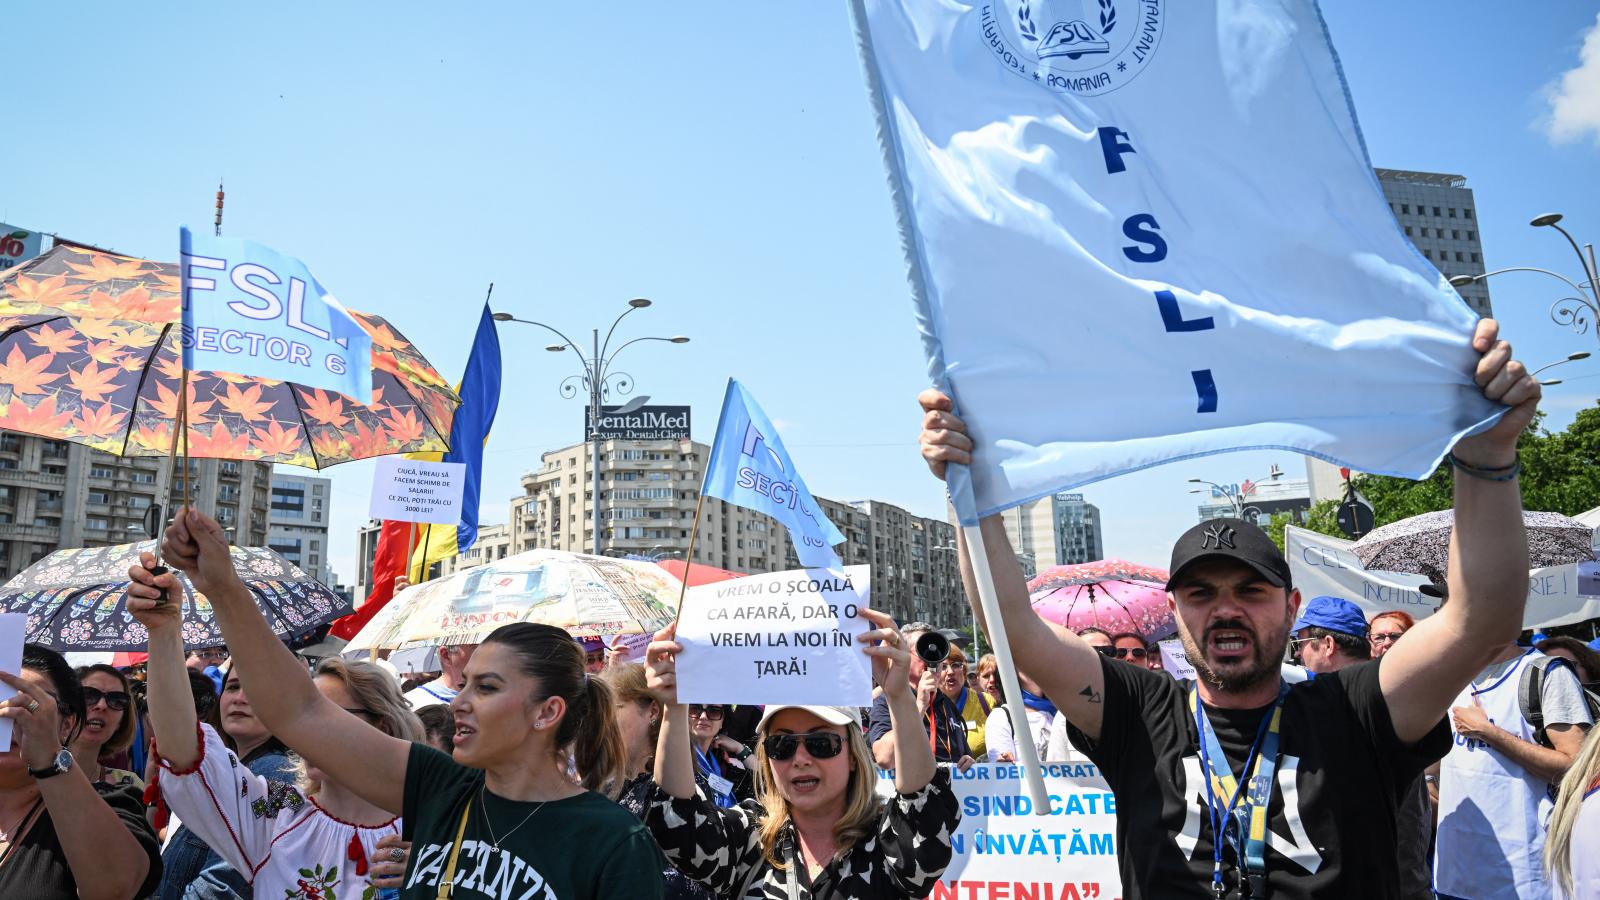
[
  {"x1": 703, "y1": 379, "x2": 845, "y2": 569},
  {"x1": 851, "y1": 0, "x2": 1502, "y2": 524},
  {"x1": 180, "y1": 228, "x2": 373, "y2": 404}
]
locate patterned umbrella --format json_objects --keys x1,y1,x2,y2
[
  {"x1": 0, "y1": 540, "x2": 351, "y2": 651},
  {"x1": 344, "y1": 548, "x2": 686, "y2": 656},
  {"x1": 1028, "y1": 560, "x2": 1175, "y2": 641},
  {"x1": 1352, "y1": 509, "x2": 1596, "y2": 584},
  {"x1": 0, "y1": 244, "x2": 458, "y2": 468}
]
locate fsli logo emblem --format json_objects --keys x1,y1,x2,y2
[{"x1": 981, "y1": 0, "x2": 1164, "y2": 97}]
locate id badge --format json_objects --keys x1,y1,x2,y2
[{"x1": 707, "y1": 773, "x2": 735, "y2": 799}]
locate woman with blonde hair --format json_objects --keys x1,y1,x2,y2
[
  {"x1": 642, "y1": 611, "x2": 959, "y2": 899},
  {"x1": 135, "y1": 563, "x2": 422, "y2": 900},
  {"x1": 974, "y1": 653, "x2": 1002, "y2": 707},
  {"x1": 130, "y1": 508, "x2": 665, "y2": 900},
  {"x1": 1545, "y1": 723, "x2": 1600, "y2": 898}
]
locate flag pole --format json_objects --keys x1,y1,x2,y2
[
  {"x1": 964, "y1": 521, "x2": 1051, "y2": 812},
  {"x1": 670, "y1": 491, "x2": 708, "y2": 626}
]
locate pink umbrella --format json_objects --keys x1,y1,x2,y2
[{"x1": 1028, "y1": 560, "x2": 1175, "y2": 640}]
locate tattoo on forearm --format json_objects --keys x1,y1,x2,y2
[{"x1": 1079, "y1": 685, "x2": 1102, "y2": 704}]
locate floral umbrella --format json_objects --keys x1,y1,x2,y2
[
  {"x1": 0, "y1": 243, "x2": 458, "y2": 468},
  {"x1": 344, "y1": 549, "x2": 686, "y2": 657},
  {"x1": 1028, "y1": 560, "x2": 1175, "y2": 641},
  {"x1": 0, "y1": 540, "x2": 351, "y2": 651},
  {"x1": 1352, "y1": 509, "x2": 1595, "y2": 585}
]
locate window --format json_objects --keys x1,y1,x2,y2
[
  {"x1": 1448, "y1": 207, "x2": 1457, "y2": 218},
  {"x1": 1471, "y1": 252, "x2": 1480, "y2": 263},
  {"x1": 1401, "y1": 204, "x2": 1410, "y2": 214},
  {"x1": 0, "y1": 435, "x2": 19, "y2": 453},
  {"x1": 0, "y1": 459, "x2": 16, "y2": 471},
  {"x1": 124, "y1": 495, "x2": 152, "y2": 510},
  {"x1": 1452, "y1": 230, "x2": 1460, "y2": 240},
  {"x1": 88, "y1": 491, "x2": 109, "y2": 505},
  {"x1": 1404, "y1": 226, "x2": 1413, "y2": 236},
  {"x1": 1467, "y1": 231, "x2": 1476, "y2": 241},
  {"x1": 1421, "y1": 249, "x2": 1431, "y2": 259},
  {"x1": 130, "y1": 472, "x2": 155, "y2": 484},
  {"x1": 1433, "y1": 206, "x2": 1441, "y2": 217},
  {"x1": 1465, "y1": 208, "x2": 1474, "y2": 220},
  {"x1": 85, "y1": 518, "x2": 108, "y2": 531},
  {"x1": 90, "y1": 465, "x2": 115, "y2": 479},
  {"x1": 1455, "y1": 251, "x2": 1464, "y2": 262}
]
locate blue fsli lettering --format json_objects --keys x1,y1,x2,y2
[
  {"x1": 1121, "y1": 214, "x2": 1167, "y2": 263},
  {"x1": 1097, "y1": 126, "x2": 1137, "y2": 174},
  {"x1": 1191, "y1": 370, "x2": 1218, "y2": 414},
  {"x1": 1153, "y1": 290, "x2": 1213, "y2": 333}
]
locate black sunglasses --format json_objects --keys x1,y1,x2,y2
[
  {"x1": 83, "y1": 687, "x2": 131, "y2": 712},
  {"x1": 763, "y1": 732, "x2": 845, "y2": 762},
  {"x1": 1093, "y1": 646, "x2": 1116, "y2": 657},
  {"x1": 688, "y1": 704, "x2": 726, "y2": 721},
  {"x1": 1113, "y1": 647, "x2": 1148, "y2": 659}
]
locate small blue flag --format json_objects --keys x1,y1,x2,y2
[
  {"x1": 180, "y1": 227, "x2": 373, "y2": 404},
  {"x1": 703, "y1": 379, "x2": 845, "y2": 569}
]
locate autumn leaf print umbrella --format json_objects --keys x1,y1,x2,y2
[{"x1": 0, "y1": 243, "x2": 459, "y2": 468}]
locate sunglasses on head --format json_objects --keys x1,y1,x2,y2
[
  {"x1": 1113, "y1": 647, "x2": 1148, "y2": 659},
  {"x1": 83, "y1": 687, "x2": 131, "y2": 711},
  {"x1": 688, "y1": 704, "x2": 725, "y2": 721},
  {"x1": 763, "y1": 731, "x2": 845, "y2": 761}
]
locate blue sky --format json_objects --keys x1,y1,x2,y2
[{"x1": 5, "y1": 2, "x2": 1599, "y2": 590}]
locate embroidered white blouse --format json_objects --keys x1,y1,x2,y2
[{"x1": 157, "y1": 723, "x2": 401, "y2": 900}]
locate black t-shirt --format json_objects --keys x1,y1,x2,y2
[
  {"x1": 399, "y1": 742, "x2": 666, "y2": 900},
  {"x1": 1064, "y1": 657, "x2": 1450, "y2": 899},
  {"x1": 0, "y1": 781, "x2": 162, "y2": 900}
]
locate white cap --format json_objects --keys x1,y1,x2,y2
[{"x1": 756, "y1": 705, "x2": 859, "y2": 734}]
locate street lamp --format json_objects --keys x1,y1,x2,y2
[
  {"x1": 1448, "y1": 214, "x2": 1600, "y2": 343},
  {"x1": 1187, "y1": 464, "x2": 1283, "y2": 521},
  {"x1": 1532, "y1": 351, "x2": 1592, "y2": 386},
  {"x1": 492, "y1": 303, "x2": 690, "y2": 557},
  {"x1": 933, "y1": 542, "x2": 983, "y2": 658}
]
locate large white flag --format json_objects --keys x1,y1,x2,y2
[{"x1": 851, "y1": 0, "x2": 1503, "y2": 524}]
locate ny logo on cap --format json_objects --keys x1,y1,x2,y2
[{"x1": 1201, "y1": 523, "x2": 1237, "y2": 550}]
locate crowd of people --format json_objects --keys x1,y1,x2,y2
[{"x1": 0, "y1": 319, "x2": 1594, "y2": 899}]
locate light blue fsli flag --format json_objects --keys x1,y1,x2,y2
[
  {"x1": 703, "y1": 379, "x2": 845, "y2": 569},
  {"x1": 180, "y1": 227, "x2": 373, "y2": 404},
  {"x1": 851, "y1": 0, "x2": 1502, "y2": 525}
]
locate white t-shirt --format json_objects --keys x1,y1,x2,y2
[{"x1": 404, "y1": 677, "x2": 457, "y2": 709}]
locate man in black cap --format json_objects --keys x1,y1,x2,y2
[{"x1": 916, "y1": 319, "x2": 1539, "y2": 899}]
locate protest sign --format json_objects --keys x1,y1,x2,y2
[
  {"x1": 0, "y1": 614, "x2": 25, "y2": 752},
  {"x1": 876, "y1": 763, "x2": 1121, "y2": 899},
  {"x1": 179, "y1": 227, "x2": 373, "y2": 403},
  {"x1": 1285, "y1": 526, "x2": 1600, "y2": 629},
  {"x1": 369, "y1": 458, "x2": 466, "y2": 525},
  {"x1": 1157, "y1": 639, "x2": 1195, "y2": 681},
  {"x1": 675, "y1": 566, "x2": 872, "y2": 706},
  {"x1": 851, "y1": 0, "x2": 1501, "y2": 524},
  {"x1": 603, "y1": 631, "x2": 655, "y2": 664}
]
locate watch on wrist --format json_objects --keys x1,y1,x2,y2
[{"x1": 28, "y1": 748, "x2": 73, "y2": 780}]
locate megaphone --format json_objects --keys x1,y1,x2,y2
[{"x1": 913, "y1": 630, "x2": 951, "y2": 665}]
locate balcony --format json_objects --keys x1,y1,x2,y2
[
  {"x1": 0, "y1": 523, "x2": 60, "y2": 540},
  {"x1": 0, "y1": 470, "x2": 65, "y2": 488}
]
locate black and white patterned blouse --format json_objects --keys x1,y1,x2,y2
[{"x1": 644, "y1": 767, "x2": 959, "y2": 900}]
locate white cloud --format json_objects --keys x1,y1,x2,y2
[{"x1": 1545, "y1": 13, "x2": 1600, "y2": 146}]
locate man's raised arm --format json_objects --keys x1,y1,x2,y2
[
  {"x1": 1379, "y1": 319, "x2": 1541, "y2": 744},
  {"x1": 920, "y1": 390, "x2": 1110, "y2": 740}
]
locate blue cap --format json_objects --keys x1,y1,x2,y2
[
  {"x1": 1291, "y1": 596, "x2": 1369, "y2": 639},
  {"x1": 1588, "y1": 637, "x2": 1600, "y2": 653}
]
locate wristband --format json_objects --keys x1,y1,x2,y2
[
  {"x1": 1446, "y1": 451, "x2": 1520, "y2": 481},
  {"x1": 736, "y1": 746, "x2": 754, "y2": 762}
]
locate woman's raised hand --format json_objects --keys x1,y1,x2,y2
[
  {"x1": 161, "y1": 508, "x2": 241, "y2": 599},
  {"x1": 127, "y1": 551, "x2": 184, "y2": 634},
  {"x1": 857, "y1": 608, "x2": 914, "y2": 699},
  {"x1": 644, "y1": 622, "x2": 682, "y2": 707}
]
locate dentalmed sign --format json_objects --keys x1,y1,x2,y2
[{"x1": 180, "y1": 227, "x2": 373, "y2": 404}]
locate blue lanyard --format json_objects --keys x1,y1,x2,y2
[
  {"x1": 693, "y1": 746, "x2": 732, "y2": 805},
  {"x1": 1189, "y1": 682, "x2": 1288, "y2": 898}
]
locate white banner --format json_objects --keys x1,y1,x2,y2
[
  {"x1": 675, "y1": 566, "x2": 873, "y2": 706},
  {"x1": 852, "y1": 0, "x2": 1500, "y2": 523},
  {"x1": 1157, "y1": 638, "x2": 1196, "y2": 680},
  {"x1": 368, "y1": 458, "x2": 466, "y2": 525},
  {"x1": 1286, "y1": 525, "x2": 1600, "y2": 629},
  {"x1": 876, "y1": 763, "x2": 1120, "y2": 899}
]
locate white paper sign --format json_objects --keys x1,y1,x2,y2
[
  {"x1": 675, "y1": 566, "x2": 873, "y2": 706},
  {"x1": 368, "y1": 458, "x2": 466, "y2": 524},
  {"x1": 1157, "y1": 639, "x2": 1196, "y2": 681},
  {"x1": 876, "y1": 763, "x2": 1120, "y2": 898},
  {"x1": 0, "y1": 613, "x2": 27, "y2": 752}
]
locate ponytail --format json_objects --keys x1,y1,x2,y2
[
  {"x1": 481, "y1": 623, "x2": 628, "y2": 794},
  {"x1": 569, "y1": 675, "x2": 628, "y2": 795}
]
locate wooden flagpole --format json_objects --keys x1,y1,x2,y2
[{"x1": 669, "y1": 492, "x2": 708, "y2": 627}]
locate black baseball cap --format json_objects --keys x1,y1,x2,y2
[{"x1": 1166, "y1": 518, "x2": 1291, "y2": 591}]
